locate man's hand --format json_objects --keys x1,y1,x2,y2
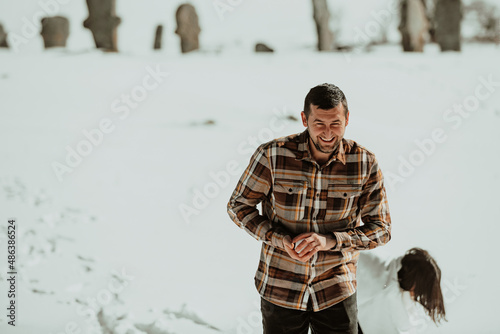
[
  {"x1": 283, "y1": 233, "x2": 337, "y2": 262},
  {"x1": 283, "y1": 235, "x2": 301, "y2": 261}
]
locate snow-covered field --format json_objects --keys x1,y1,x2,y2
[
  {"x1": 1, "y1": 1, "x2": 500, "y2": 334},
  {"x1": 1, "y1": 43, "x2": 499, "y2": 334}
]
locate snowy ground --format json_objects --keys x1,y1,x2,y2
[
  {"x1": 1, "y1": 12, "x2": 500, "y2": 333},
  {"x1": 1, "y1": 42, "x2": 500, "y2": 333}
]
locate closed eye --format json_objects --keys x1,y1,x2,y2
[{"x1": 315, "y1": 122, "x2": 340, "y2": 126}]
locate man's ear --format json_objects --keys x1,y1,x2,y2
[
  {"x1": 345, "y1": 111, "x2": 350, "y2": 126},
  {"x1": 301, "y1": 111, "x2": 308, "y2": 127}
]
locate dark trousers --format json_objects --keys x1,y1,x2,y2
[{"x1": 261, "y1": 293, "x2": 358, "y2": 334}]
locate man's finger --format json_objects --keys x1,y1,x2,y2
[
  {"x1": 299, "y1": 246, "x2": 319, "y2": 260},
  {"x1": 284, "y1": 245, "x2": 300, "y2": 258},
  {"x1": 283, "y1": 236, "x2": 294, "y2": 249},
  {"x1": 298, "y1": 242, "x2": 316, "y2": 254},
  {"x1": 293, "y1": 253, "x2": 309, "y2": 262},
  {"x1": 299, "y1": 243, "x2": 316, "y2": 255},
  {"x1": 296, "y1": 240, "x2": 311, "y2": 253},
  {"x1": 292, "y1": 232, "x2": 314, "y2": 243},
  {"x1": 286, "y1": 246, "x2": 309, "y2": 262},
  {"x1": 297, "y1": 253, "x2": 312, "y2": 262},
  {"x1": 295, "y1": 239, "x2": 307, "y2": 253},
  {"x1": 305, "y1": 236, "x2": 316, "y2": 244}
]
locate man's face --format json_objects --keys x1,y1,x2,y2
[{"x1": 301, "y1": 103, "x2": 349, "y2": 156}]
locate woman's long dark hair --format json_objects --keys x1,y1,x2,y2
[{"x1": 397, "y1": 248, "x2": 447, "y2": 324}]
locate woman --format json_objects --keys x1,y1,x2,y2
[{"x1": 356, "y1": 248, "x2": 446, "y2": 334}]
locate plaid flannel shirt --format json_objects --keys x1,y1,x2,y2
[{"x1": 227, "y1": 130, "x2": 391, "y2": 311}]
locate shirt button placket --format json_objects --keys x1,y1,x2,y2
[
  {"x1": 308, "y1": 168, "x2": 320, "y2": 293},
  {"x1": 311, "y1": 170, "x2": 321, "y2": 281},
  {"x1": 312, "y1": 170, "x2": 321, "y2": 225}
]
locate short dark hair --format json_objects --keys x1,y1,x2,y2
[
  {"x1": 303, "y1": 83, "x2": 349, "y2": 118},
  {"x1": 398, "y1": 248, "x2": 447, "y2": 324}
]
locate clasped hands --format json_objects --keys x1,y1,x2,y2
[{"x1": 283, "y1": 232, "x2": 337, "y2": 262}]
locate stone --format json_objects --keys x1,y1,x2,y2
[
  {"x1": 40, "y1": 16, "x2": 70, "y2": 48},
  {"x1": 255, "y1": 43, "x2": 274, "y2": 53},
  {"x1": 83, "y1": 0, "x2": 121, "y2": 52},
  {"x1": 175, "y1": 4, "x2": 200, "y2": 53}
]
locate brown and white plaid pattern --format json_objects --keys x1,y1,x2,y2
[{"x1": 227, "y1": 130, "x2": 391, "y2": 311}]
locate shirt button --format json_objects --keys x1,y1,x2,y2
[
  {"x1": 315, "y1": 193, "x2": 319, "y2": 197},
  {"x1": 308, "y1": 283, "x2": 312, "y2": 288},
  {"x1": 343, "y1": 193, "x2": 347, "y2": 197},
  {"x1": 311, "y1": 264, "x2": 315, "y2": 267}
]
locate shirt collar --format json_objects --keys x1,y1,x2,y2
[{"x1": 295, "y1": 130, "x2": 347, "y2": 166}]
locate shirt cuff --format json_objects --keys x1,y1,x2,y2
[
  {"x1": 332, "y1": 231, "x2": 351, "y2": 251},
  {"x1": 271, "y1": 232, "x2": 286, "y2": 250}
]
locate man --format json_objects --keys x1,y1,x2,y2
[{"x1": 227, "y1": 83, "x2": 391, "y2": 334}]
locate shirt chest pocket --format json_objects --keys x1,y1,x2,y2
[
  {"x1": 273, "y1": 179, "x2": 308, "y2": 222},
  {"x1": 326, "y1": 184, "x2": 363, "y2": 222}
]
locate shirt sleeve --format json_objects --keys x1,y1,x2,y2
[
  {"x1": 227, "y1": 145, "x2": 289, "y2": 250},
  {"x1": 331, "y1": 156, "x2": 392, "y2": 251}
]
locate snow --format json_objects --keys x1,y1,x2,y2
[{"x1": 1, "y1": 1, "x2": 500, "y2": 333}]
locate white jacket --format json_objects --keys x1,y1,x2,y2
[{"x1": 357, "y1": 251, "x2": 423, "y2": 334}]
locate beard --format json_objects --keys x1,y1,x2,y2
[{"x1": 309, "y1": 133, "x2": 342, "y2": 155}]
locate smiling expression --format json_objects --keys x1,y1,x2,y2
[{"x1": 301, "y1": 103, "x2": 349, "y2": 163}]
